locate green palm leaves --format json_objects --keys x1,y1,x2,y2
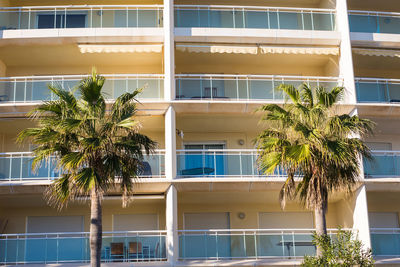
[
  {"x1": 17, "y1": 70, "x2": 156, "y2": 207},
  {"x1": 256, "y1": 84, "x2": 374, "y2": 210}
]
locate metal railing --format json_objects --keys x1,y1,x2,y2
[
  {"x1": 0, "y1": 74, "x2": 164, "y2": 103},
  {"x1": 363, "y1": 150, "x2": 400, "y2": 178},
  {"x1": 370, "y1": 228, "x2": 400, "y2": 256},
  {"x1": 179, "y1": 228, "x2": 341, "y2": 260},
  {"x1": 0, "y1": 5, "x2": 163, "y2": 30},
  {"x1": 176, "y1": 149, "x2": 285, "y2": 178},
  {"x1": 355, "y1": 77, "x2": 400, "y2": 104},
  {"x1": 176, "y1": 75, "x2": 341, "y2": 101},
  {"x1": 0, "y1": 150, "x2": 165, "y2": 181},
  {"x1": 349, "y1": 10, "x2": 400, "y2": 34},
  {"x1": 0, "y1": 230, "x2": 167, "y2": 264},
  {"x1": 175, "y1": 5, "x2": 336, "y2": 31}
]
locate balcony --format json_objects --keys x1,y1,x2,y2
[
  {"x1": 363, "y1": 151, "x2": 400, "y2": 178},
  {"x1": 179, "y1": 229, "x2": 339, "y2": 260},
  {"x1": 0, "y1": 75, "x2": 164, "y2": 104},
  {"x1": 174, "y1": 6, "x2": 338, "y2": 45},
  {"x1": 0, "y1": 151, "x2": 165, "y2": 181},
  {"x1": 349, "y1": 11, "x2": 400, "y2": 48},
  {"x1": 370, "y1": 228, "x2": 400, "y2": 257},
  {"x1": 0, "y1": 231, "x2": 167, "y2": 264},
  {"x1": 0, "y1": 5, "x2": 163, "y2": 42},
  {"x1": 176, "y1": 149, "x2": 284, "y2": 179},
  {"x1": 176, "y1": 75, "x2": 340, "y2": 102},
  {"x1": 356, "y1": 78, "x2": 400, "y2": 104}
]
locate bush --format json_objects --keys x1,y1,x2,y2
[{"x1": 301, "y1": 229, "x2": 374, "y2": 267}]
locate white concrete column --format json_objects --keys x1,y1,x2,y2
[
  {"x1": 166, "y1": 185, "x2": 178, "y2": 265},
  {"x1": 352, "y1": 185, "x2": 371, "y2": 249},
  {"x1": 336, "y1": 0, "x2": 357, "y2": 104},
  {"x1": 163, "y1": 0, "x2": 175, "y2": 101},
  {"x1": 165, "y1": 106, "x2": 176, "y2": 180}
]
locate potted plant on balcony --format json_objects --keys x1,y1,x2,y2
[
  {"x1": 17, "y1": 69, "x2": 156, "y2": 267},
  {"x1": 255, "y1": 84, "x2": 374, "y2": 256}
]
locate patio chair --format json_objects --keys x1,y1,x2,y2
[
  {"x1": 128, "y1": 242, "x2": 143, "y2": 260},
  {"x1": 110, "y1": 242, "x2": 124, "y2": 261}
]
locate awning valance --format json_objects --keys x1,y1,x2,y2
[
  {"x1": 176, "y1": 44, "x2": 258, "y2": 54},
  {"x1": 353, "y1": 48, "x2": 400, "y2": 58},
  {"x1": 176, "y1": 44, "x2": 339, "y2": 56},
  {"x1": 260, "y1": 46, "x2": 339, "y2": 55},
  {"x1": 78, "y1": 44, "x2": 163, "y2": 54}
]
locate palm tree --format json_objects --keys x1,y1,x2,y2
[
  {"x1": 17, "y1": 70, "x2": 156, "y2": 267},
  {"x1": 255, "y1": 84, "x2": 374, "y2": 256}
]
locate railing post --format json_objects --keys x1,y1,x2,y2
[{"x1": 166, "y1": 185, "x2": 178, "y2": 265}]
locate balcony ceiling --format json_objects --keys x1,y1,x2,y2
[
  {"x1": 176, "y1": 49, "x2": 338, "y2": 77},
  {"x1": 8, "y1": 0, "x2": 163, "y2": 6},
  {"x1": 175, "y1": 0, "x2": 324, "y2": 8},
  {"x1": 176, "y1": 113, "x2": 263, "y2": 132},
  {"x1": 353, "y1": 53, "x2": 400, "y2": 79},
  {"x1": 348, "y1": 0, "x2": 400, "y2": 12},
  {"x1": 0, "y1": 44, "x2": 163, "y2": 76}
]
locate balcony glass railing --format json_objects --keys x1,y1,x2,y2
[
  {"x1": 0, "y1": 5, "x2": 163, "y2": 30},
  {"x1": 175, "y1": 6, "x2": 336, "y2": 31},
  {"x1": 0, "y1": 231, "x2": 167, "y2": 264},
  {"x1": 0, "y1": 75, "x2": 164, "y2": 103},
  {"x1": 356, "y1": 78, "x2": 400, "y2": 104},
  {"x1": 176, "y1": 75, "x2": 341, "y2": 101},
  {"x1": 0, "y1": 151, "x2": 165, "y2": 181},
  {"x1": 370, "y1": 228, "x2": 400, "y2": 256},
  {"x1": 349, "y1": 11, "x2": 400, "y2": 34},
  {"x1": 363, "y1": 151, "x2": 400, "y2": 178},
  {"x1": 176, "y1": 149, "x2": 286, "y2": 178},
  {"x1": 179, "y1": 229, "x2": 340, "y2": 259}
]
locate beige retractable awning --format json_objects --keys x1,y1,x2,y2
[
  {"x1": 176, "y1": 44, "x2": 258, "y2": 54},
  {"x1": 78, "y1": 44, "x2": 163, "y2": 54},
  {"x1": 260, "y1": 46, "x2": 339, "y2": 55},
  {"x1": 353, "y1": 48, "x2": 400, "y2": 58}
]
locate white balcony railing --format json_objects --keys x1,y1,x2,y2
[
  {"x1": 0, "y1": 5, "x2": 163, "y2": 30},
  {"x1": 370, "y1": 228, "x2": 400, "y2": 256},
  {"x1": 175, "y1": 5, "x2": 336, "y2": 31},
  {"x1": 0, "y1": 74, "x2": 164, "y2": 103},
  {"x1": 349, "y1": 10, "x2": 400, "y2": 34},
  {"x1": 0, "y1": 230, "x2": 167, "y2": 264},
  {"x1": 355, "y1": 77, "x2": 400, "y2": 104},
  {"x1": 176, "y1": 149, "x2": 286, "y2": 178},
  {"x1": 179, "y1": 228, "x2": 342, "y2": 260},
  {"x1": 364, "y1": 150, "x2": 400, "y2": 178},
  {"x1": 0, "y1": 150, "x2": 165, "y2": 181},
  {"x1": 176, "y1": 74, "x2": 341, "y2": 101}
]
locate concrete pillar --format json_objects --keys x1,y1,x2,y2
[
  {"x1": 163, "y1": 0, "x2": 175, "y2": 101},
  {"x1": 336, "y1": 0, "x2": 357, "y2": 104},
  {"x1": 166, "y1": 185, "x2": 178, "y2": 265},
  {"x1": 352, "y1": 185, "x2": 371, "y2": 249},
  {"x1": 165, "y1": 106, "x2": 176, "y2": 180}
]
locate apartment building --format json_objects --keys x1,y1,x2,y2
[{"x1": 0, "y1": 0, "x2": 399, "y2": 266}]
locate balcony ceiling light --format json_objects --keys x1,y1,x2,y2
[
  {"x1": 78, "y1": 44, "x2": 163, "y2": 54},
  {"x1": 353, "y1": 48, "x2": 400, "y2": 58}
]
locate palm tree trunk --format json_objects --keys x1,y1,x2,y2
[
  {"x1": 90, "y1": 188, "x2": 102, "y2": 267},
  {"x1": 314, "y1": 203, "x2": 327, "y2": 257}
]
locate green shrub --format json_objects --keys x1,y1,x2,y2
[{"x1": 301, "y1": 229, "x2": 374, "y2": 267}]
